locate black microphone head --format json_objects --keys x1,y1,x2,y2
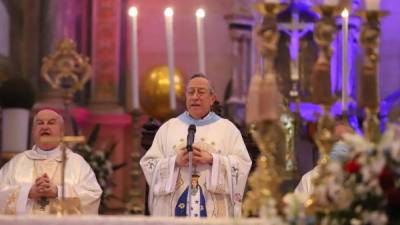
[{"x1": 188, "y1": 124, "x2": 196, "y2": 132}]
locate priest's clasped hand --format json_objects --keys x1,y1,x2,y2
[
  {"x1": 192, "y1": 148, "x2": 213, "y2": 166},
  {"x1": 28, "y1": 173, "x2": 58, "y2": 200},
  {"x1": 175, "y1": 147, "x2": 213, "y2": 167}
]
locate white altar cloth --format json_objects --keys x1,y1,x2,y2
[{"x1": 0, "y1": 215, "x2": 268, "y2": 225}]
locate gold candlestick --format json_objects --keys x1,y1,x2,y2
[
  {"x1": 304, "y1": 5, "x2": 342, "y2": 214},
  {"x1": 310, "y1": 5, "x2": 342, "y2": 165},
  {"x1": 243, "y1": 122, "x2": 283, "y2": 217},
  {"x1": 311, "y1": 5, "x2": 340, "y2": 105},
  {"x1": 243, "y1": 2, "x2": 287, "y2": 217},
  {"x1": 310, "y1": 4, "x2": 341, "y2": 170},
  {"x1": 254, "y1": 2, "x2": 287, "y2": 74},
  {"x1": 357, "y1": 10, "x2": 388, "y2": 143},
  {"x1": 125, "y1": 109, "x2": 145, "y2": 214}
]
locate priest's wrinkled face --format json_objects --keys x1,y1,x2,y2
[
  {"x1": 32, "y1": 109, "x2": 64, "y2": 150},
  {"x1": 186, "y1": 75, "x2": 216, "y2": 119}
]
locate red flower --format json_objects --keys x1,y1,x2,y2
[
  {"x1": 379, "y1": 165, "x2": 395, "y2": 192},
  {"x1": 345, "y1": 160, "x2": 361, "y2": 173}
]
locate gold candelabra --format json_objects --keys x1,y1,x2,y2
[
  {"x1": 310, "y1": 5, "x2": 341, "y2": 167},
  {"x1": 357, "y1": 10, "x2": 388, "y2": 143},
  {"x1": 304, "y1": 5, "x2": 341, "y2": 213},
  {"x1": 243, "y1": 2, "x2": 287, "y2": 217}
]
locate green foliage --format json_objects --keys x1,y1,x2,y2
[{"x1": 0, "y1": 77, "x2": 35, "y2": 109}]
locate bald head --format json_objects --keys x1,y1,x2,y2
[{"x1": 32, "y1": 109, "x2": 64, "y2": 150}]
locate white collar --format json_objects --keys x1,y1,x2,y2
[{"x1": 24, "y1": 145, "x2": 66, "y2": 161}]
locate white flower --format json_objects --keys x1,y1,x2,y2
[
  {"x1": 282, "y1": 192, "x2": 307, "y2": 219},
  {"x1": 106, "y1": 161, "x2": 113, "y2": 175},
  {"x1": 350, "y1": 218, "x2": 362, "y2": 225},
  {"x1": 94, "y1": 151, "x2": 105, "y2": 158},
  {"x1": 362, "y1": 211, "x2": 388, "y2": 225},
  {"x1": 342, "y1": 133, "x2": 375, "y2": 154},
  {"x1": 390, "y1": 140, "x2": 400, "y2": 162}
]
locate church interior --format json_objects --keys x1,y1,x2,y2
[{"x1": 1, "y1": 0, "x2": 400, "y2": 224}]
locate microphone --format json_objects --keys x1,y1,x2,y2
[{"x1": 186, "y1": 124, "x2": 196, "y2": 152}]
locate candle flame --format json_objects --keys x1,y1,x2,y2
[
  {"x1": 129, "y1": 7, "x2": 138, "y2": 17},
  {"x1": 164, "y1": 7, "x2": 174, "y2": 17},
  {"x1": 341, "y1": 8, "x2": 349, "y2": 18},
  {"x1": 196, "y1": 8, "x2": 205, "y2": 18}
]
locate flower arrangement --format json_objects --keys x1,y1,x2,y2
[
  {"x1": 74, "y1": 124, "x2": 125, "y2": 214},
  {"x1": 281, "y1": 124, "x2": 400, "y2": 225},
  {"x1": 247, "y1": 123, "x2": 400, "y2": 225},
  {"x1": 309, "y1": 124, "x2": 400, "y2": 225}
]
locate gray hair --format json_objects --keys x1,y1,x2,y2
[
  {"x1": 189, "y1": 73, "x2": 215, "y2": 95},
  {"x1": 33, "y1": 109, "x2": 65, "y2": 128}
]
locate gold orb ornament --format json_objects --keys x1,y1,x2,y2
[{"x1": 140, "y1": 65, "x2": 185, "y2": 120}]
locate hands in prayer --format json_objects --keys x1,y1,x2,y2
[
  {"x1": 28, "y1": 173, "x2": 58, "y2": 200},
  {"x1": 176, "y1": 147, "x2": 213, "y2": 167}
]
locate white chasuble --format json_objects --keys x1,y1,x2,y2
[
  {"x1": 0, "y1": 145, "x2": 102, "y2": 215},
  {"x1": 140, "y1": 115, "x2": 252, "y2": 217},
  {"x1": 295, "y1": 167, "x2": 319, "y2": 196}
]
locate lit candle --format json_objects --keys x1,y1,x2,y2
[
  {"x1": 129, "y1": 7, "x2": 139, "y2": 110},
  {"x1": 264, "y1": 0, "x2": 280, "y2": 3},
  {"x1": 196, "y1": 8, "x2": 206, "y2": 74},
  {"x1": 365, "y1": 0, "x2": 380, "y2": 10},
  {"x1": 324, "y1": 0, "x2": 339, "y2": 6},
  {"x1": 164, "y1": 7, "x2": 176, "y2": 111},
  {"x1": 341, "y1": 8, "x2": 349, "y2": 112}
]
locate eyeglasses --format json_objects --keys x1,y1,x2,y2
[{"x1": 186, "y1": 88, "x2": 209, "y2": 97}]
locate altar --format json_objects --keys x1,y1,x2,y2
[{"x1": 0, "y1": 216, "x2": 267, "y2": 225}]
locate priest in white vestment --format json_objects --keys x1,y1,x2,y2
[
  {"x1": 295, "y1": 123, "x2": 353, "y2": 195},
  {"x1": 0, "y1": 109, "x2": 102, "y2": 215},
  {"x1": 140, "y1": 74, "x2": 252, "y2": 217}
]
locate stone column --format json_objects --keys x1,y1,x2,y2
[
  {"x1": 224, "y1": 12, "x2": 254, "y2": 124},
  {"x1": 90, "y1": 0, "x2": 123, "y2": 114}
]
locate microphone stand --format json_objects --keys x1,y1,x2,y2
[{"x1": 187, "y1": 143, "x2": 193, "y2": 217}]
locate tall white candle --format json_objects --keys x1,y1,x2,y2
[
  {"x1": 164, "y1": 7, "x2": 176, "y2": 111},
  {"x1": 324, "y1": 0, "x2": 339, "y2": 6},
  {"x1": 341, "y1": 9, "x2": 349, "y2": 112},
  {"x1": 365, "y1": 0, "x2": 380, "y2": 10},
  {"x1": 196, "y1": 8, "x2": 206, "y2": 74},
  {"x1": 129, "y1": 7, "x2": 139, "y2": 110}
]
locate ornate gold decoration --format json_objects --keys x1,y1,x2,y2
[
  {"x1": 243, "y1": 122, "x2": 284, "y2": 217},
  {"x1": 356, "y1": 10, "x2": 388, "y2": 143},
  {"x1": 304, "y1": 5, "x2": 342, "y2": 213},
  {"x1": 310, "y1": 5, "x2": 341, "y2": 166},
  {"x1": 254, "y1": 2, "x2": 287, "y2": 74},
  {"x1": 311, "y1": 6, "x2": 339, "y2": 105},
  {"x1": 5, "y1": 188, "x2": 19, "y2": 214},
  {"x1": 140, "y1": 65, "x2": 185, "y2": 121},
  {"x1": 243, "y1": 2, "x2": 287, "y2": 217},
  {"x1": 49, "y1": 198, "x2": 81, "y2": 215},
  {"x1": 41, "y1": 37, "x2": 92, "y2": 105}
]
